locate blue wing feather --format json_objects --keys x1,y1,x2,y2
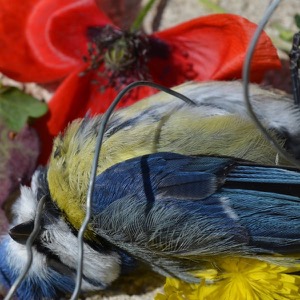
[
  {"x1": 228, "y1": 165, "x2": 300, "y2": 183},
  {"x1": 92, "y1": 152, "x2": 300, "y2": 257},
  {"x1": 93, "y1": 152, "x2": 232, "y2": 212},
  {"x1": 225, "y1": 164, "x2": 300, "y2": 198}
]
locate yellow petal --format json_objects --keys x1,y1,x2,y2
[{"x1": 157, "y1": 257, "x2": 300, "y2": 300}]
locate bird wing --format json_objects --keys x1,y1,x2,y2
[
  {"x1": 91, "y1": 153, "x2": 249, "y2": 281},
  {"x1": 91, "y1": 153, "x2": 300, "y2": 280},
  {"x1": 223, "y1": 164, "x2": 300, "y2": 253},
  {"x1": 91, "y1": 152, "x2": 235, "y2": 210},
  {"x1": 91, "y1": 192, "x2": 250, "y2": 282}
]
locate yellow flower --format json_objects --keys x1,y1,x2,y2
[{"x1": 155, "y1": 257, "x2": 300, "y2": 300}]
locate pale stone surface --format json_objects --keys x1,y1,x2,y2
[
  {"x1": 155, "y1": 0, "x2": 299, "y2": 33},
  {"x1": 146, "y1": 0, "x2": 299, "y2": 55},
  {"x1": 85, "y1": 288, "x2": 163, "y2": 300}
]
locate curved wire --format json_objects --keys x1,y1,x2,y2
[
  {"x1": 4, "y1": 196, "x2": 46, "y2": 300},
  {"x1": 289, "y1": 32, "x2": 300, "y2": 105},
  {"x1": 70, "y1": 81, "x2": 196, "y2": 299},
  {"x1": 242, "y1": 0, "x2": 300, "y2": 168}
]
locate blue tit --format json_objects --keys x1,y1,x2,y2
[
  {"x1": 47, "y1": 81, "x2": 300, "y2": 231},
  {"x1": 3, "y1": 151, "x2": 300, "y2": 299}
]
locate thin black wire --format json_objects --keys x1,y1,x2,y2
[
  {"x1": 70, "y1": 81, "x2": 196, "y2": 299},
  {"x1": 289, "y1": 32, "x2": 300, "y2": 105},
  {"x1": 242, "y1": 0, "x2": 300, "y2": 168},
  {"x1": 4, "y1": 196, "x2": 46, "y2": 300}
]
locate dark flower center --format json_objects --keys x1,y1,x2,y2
[{"x1": 83, "y1": 25, "x2": 152, "y2": 89}]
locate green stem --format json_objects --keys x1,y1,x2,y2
[
  {"x1": 130, "y1": 0, "x2": 157, "y2": 32},
  {"x1": 198, "y1": 0, "x2": 226, "y2": 13},
  {"x1": 271, "y1": 36, "x2": 292, "y2": 54}
]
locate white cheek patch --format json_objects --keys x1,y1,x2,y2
[
  {"x1": 11, "y1": 186, "x2": 37, "y2": 225},
  {"x1": 6, "y1": 237, "x2": 48, "y2": 279},
  {"x1": 44, "y1": 219, "x2": 121, "y2": 289},
  {"x1": 3, "y1": 170, "x2": 50, "y2": 281},
  {"x1": 29, "y1": 170, "x2": 41, "y2": 196},
  {"x1": 11, "y1": 170, "x2": 42, "y2": 225}
]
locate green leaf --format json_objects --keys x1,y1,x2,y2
[
  {"x1": 279, "y1": 29, "x2": 294, "y2": 42},
  {"x1": 295, "y1": 14, "x2": 300, "y2": 29},
  {"x1": 0, "y1": 86, "x2": 48, "y2": 132},
  {"x1": 130, "y1": 0, "x2": 157, "y2": 32}
]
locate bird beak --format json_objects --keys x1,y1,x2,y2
[{"x1": 9, "y1": 221, "x2": 34, "y2": 245}]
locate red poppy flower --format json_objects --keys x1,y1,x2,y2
[{"x1": 0, "y1": 0, "x2": 280, "y2": 163}]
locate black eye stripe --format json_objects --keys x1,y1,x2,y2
[
  {"x1": 35, "y1": 242, "x2": 74, "y2": 277},
  {"x1": 37, "y1": 243, "x2": 106, "y2": 288}
]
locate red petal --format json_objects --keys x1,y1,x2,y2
[
  {"x1": 26, "y1": 0, "x2": 80, "y2": 70},
  {"x1": 0, "y1": 0, "x2": 72, "y2": 82},
  {"x1": 32, "y1": 66, "x2": 91, "y2": 164},
  {"x1": 46, "y1": 0, "x2": 113, "y2": 60},
  {"x1": 33, "y1": 65, "x2": 112, "y2": 164},
  {"x1": 39, "y1": 65, "x2": 157, "y2": 138},
  {"x1": 32, "y1": 113, "x2": 53, "y2": 165},
  {"x1": 42, "y1": 67, "x2": 95, "y2": 137},
  {"x1": 150, "y1": 14, "x2": 280, "y2": 85}
]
